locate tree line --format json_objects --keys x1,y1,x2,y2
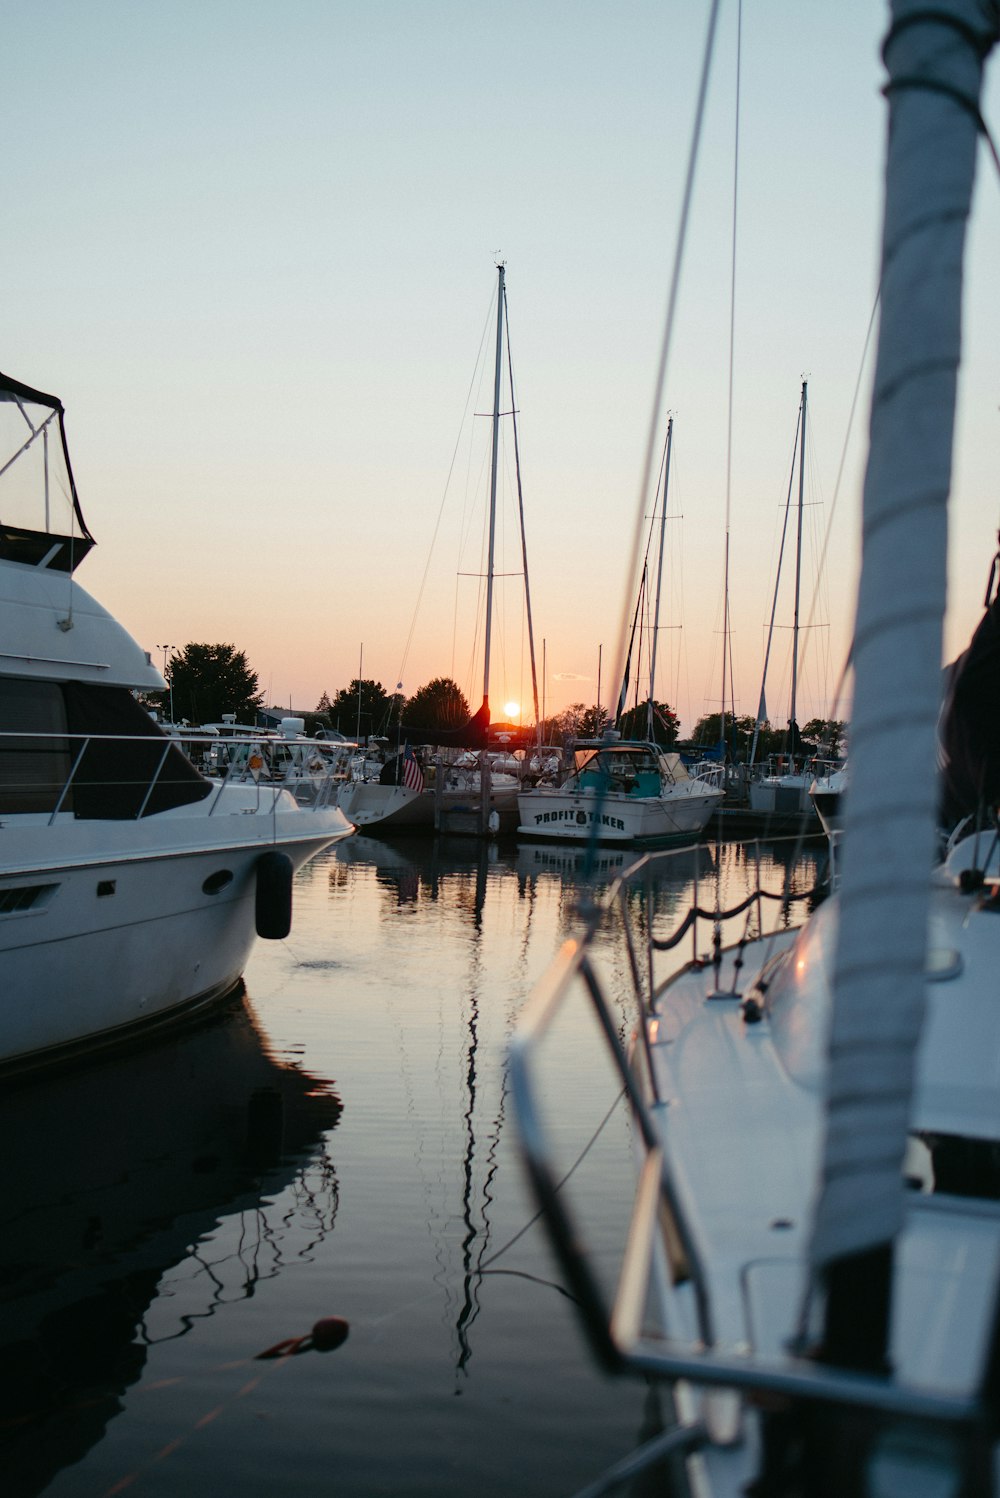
[
  {"x1": 147, "y1": 644, "x2": 483, "y2": 738},
  {"x1": 146, "y1": 643, "x2": 845, "y2": 757},
  {"x1": 687, "y1": 712, "x2": 847, "y2": 760}
]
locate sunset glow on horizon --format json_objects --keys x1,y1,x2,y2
[{"x1": 8, "y1": 2, "x2": 1000, "y2": 737}]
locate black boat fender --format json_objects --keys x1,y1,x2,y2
[{"x1": 256, "y1": 850, "x2": 293, "y2": 939}]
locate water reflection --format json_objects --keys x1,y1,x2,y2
[
  {"x1": 0, "y1": 830, "x2": 832, "y2": 1498},
  {"x1": 329, "y1": 832, "x2": 730, "y2": 951},
  {"x1": 0, "y1": 997, "x2": 341, "y2": 1497}
]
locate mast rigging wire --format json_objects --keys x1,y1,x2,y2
[
  {"x1": 579, "y1": 0, "x2": 722, "y2": 887},
  {"x1": 605, "y1": 0, "x2": 722, "y2": 758},
  {"x1": 397, "y1": 291, "x2": 496, "y2": 692},
  {"x1": 718, "y1": 0, "x2": 743, "y2": 756}
]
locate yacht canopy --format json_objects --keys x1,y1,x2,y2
[{"x1": 0, "y1": 369, "x2": 95, "y2": 572}]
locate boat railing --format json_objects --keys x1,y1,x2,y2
[
  {"x1": 0, "y1": 728, "x2": 341, "y2": 822},
  {"x1": 685, "y1": 759, "x2": 726, "y2": 790},
  {"x1": 510, "y1": 838, "x2": 978, "y2": 1429}
]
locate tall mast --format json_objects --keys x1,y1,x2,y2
[
  {"x1": 749, "y1": 392, "x2": 801, "y2": 766},
  {"x1": 482, "y1": 263, "x2": 505, "y2": 712},
  {"x1": 503, "y1": 277, "x2": 542, "y2": 744},
  {"x1": 789, "y1": 378, "x2": 806, "y2": 740},
  {"x1": 647, "y1": 416, "x2": 673, "y2": 740},
  {"x1": 718, "y1": 540, "x2": 731, "y2": 757},
  {"x1": 356, "y1": 642, "x2": 363, "y2": 742}
]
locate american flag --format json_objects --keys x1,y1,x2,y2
[{"x1": 402, "y1": 743, "x2": 424, "y2": 793}]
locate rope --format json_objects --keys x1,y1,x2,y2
[
  {"x1": 648, "y1": 878, "x2": 819, "y2": 954},
  {"x1": 883, "y1": 9, "x2": 1000, "y2": 174}
]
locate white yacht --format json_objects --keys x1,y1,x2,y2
[{"x1": 0, "y1": 369, "x2": 353, "y2": 1078}]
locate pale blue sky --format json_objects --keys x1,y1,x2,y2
[{"x1": 7, "y1": 2, "x2": 1000, "y2": 732}]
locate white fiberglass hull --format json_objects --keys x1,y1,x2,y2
[
  {"x1": 747, "y1": 773, "x2": 817, "y2": 817},
  {"x1": 639, "y1": 857, "x2": 1000, "y2": 1495},
  {"x1": 337, "y1": 780, "x2": 433, "y2": 830},
  {"x1": 516, "y1": 782, "x2": 723, "y2": 844},
  {"x1": 337, "y1": 777, "x2": 521, "y2": 832},
  {"x1": 810, "y1": 768, "x2": 846, "y2": 836},
  {"x1": 0, "y1": 788, "x2": 351, "y2": 1075}
]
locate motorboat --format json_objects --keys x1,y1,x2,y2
[
  {"x1": 516, "y1": 413, "x2": 722, "y2": 848},
  {"x1": 195, "y1": 715, "x2": 356, "y2": 795},
  {"x1": 512, "y1": 6, "x2": 1000, "y2": 1492},
  {"x1": 0, "y1": 369, "x2": 353, "y2": 1077},
  {"x1": 516, "y1": 737, "x2": 723, "y2": 844}
]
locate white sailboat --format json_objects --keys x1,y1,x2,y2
[
  {"x1": 0, "y1": 370, "x2": 352, "y2": 1077},
  {"x1": 338, "y1": 262, "x2": 536, "y2": 836},
  {"x1": 512, "y1": 4, "x2": 1000, "y2": 1492},
  {"x1": 748, "y1": 379, "x2": 823, "y2": 822},
  {"x1": 517, "y1": 416, "x2": 724, "y2": 845}
]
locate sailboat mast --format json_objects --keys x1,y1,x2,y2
[
  {"x1": 749, "y1": 395, "x2": 802, "y2": 766},
  {"x1": 482, "y1": 263, "x2": 505, "y2": 712},
  {"x1": 718, "y1": 539, "x2": 730, "y2": 757},
  {"x1": 356, "y1": 642, "x2": 363, "y2": 742},
  {"x1": 647, "y1": 416, "x2": 673, "y2": 740},
  {"x1": 789, "y1": 378, "x2": 806, "y2": 740},
  {"x1": 503, "y1": 279, "x2": 542, "y2": 742}
]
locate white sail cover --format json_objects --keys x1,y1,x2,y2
[{"x1": 810, "y1": 0, "x2": 999, "y2": 1270}]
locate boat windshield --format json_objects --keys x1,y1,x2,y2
[{"x1": 571, "y1": 744, "x2": 662, "y2": 793}]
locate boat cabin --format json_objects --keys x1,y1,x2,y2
[{"x1": 568, "y1": 740, "x2": 689, "y2": 796}]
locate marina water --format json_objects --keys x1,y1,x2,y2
[{"x1": 1, "y1": 831, "x2": 824, "y2": 1498}]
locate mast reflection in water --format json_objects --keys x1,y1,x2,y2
[{"x1": 0, "y1": 830, "x2": 825, "y2": 1498}]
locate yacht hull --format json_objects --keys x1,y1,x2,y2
[
  {"x1": 337, "y1": 777, "x2": 521, "y2": 833},
  {"x1": 516, "y1": 783, "x2": 722, "y2": 843},
  {"x1": 0, "y1": 796, "x2": 349, "y2": 1076},
  {"x1": 337, "y1": 780, "x2": 433, "y2": 830},
  {"x1": 747, "y1": 774, "x2": 817, "y2": 816}
]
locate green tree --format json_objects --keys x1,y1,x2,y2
[
  {"x1": 539, "y1": 702, "x2": 609, "y2": 741},
  {"x1": 801, "y1": 718, "x2": 847, "y2": 757},
  {"x1": 690, "y1": 712, "x2": 756, "y2": 757},
  {"x1": 330, "y1": 679, "x2": 392, "y2": 739},
  {"x1": 578, "y1": 704, "x2": 610, "y2": 738},
  {"x1": 315, "y1": 690, "x2": 333, "y2": 715},
  {"x1": 617, "y1": 700, "x2": 679, "y2": 745},
  {"x1": 164, "y1": 643, "x2": 264, "y2": 725},
  {"x1": 403, "y1": 677, "x2": 470, "y2": 734}
]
